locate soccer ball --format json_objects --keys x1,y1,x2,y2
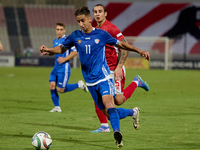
[{"x1": 32, "y1": 131, "x2": 52, "y2": 150}]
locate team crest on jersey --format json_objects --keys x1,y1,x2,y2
[
  {"x1": 78, "y1": 39, "x2": 82, "y2": 44},
  {"x1": 95, "y1": 39, "x2": 100, "y2": 44}
]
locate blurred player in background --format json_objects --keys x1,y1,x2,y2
[
  {"x1": 43, "y1": 22, "x2": 88, "y2": 112},
  {"x1": 23, "y1": 44, "x2": 34, "y2": 57},
  {"x1": 0, "y1": 41, "x2": 3, "y2": 51},
  {"x1": 40, "y1": 6, "x2": 150, "y2": 148},
  {"x1": 91, "y1": 4, "x2": 149, "y2": 132}
]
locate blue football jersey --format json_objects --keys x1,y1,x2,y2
[
  {"x1": 61, "y1": 28, "x2": 119, "y2": 84},
  {"x1": 53, "y1": 35, "x2": 77, "y2": 72}
]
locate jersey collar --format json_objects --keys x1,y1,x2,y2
[
  {"x1": 81, "y1": 27, "x2": 96, "y2": 34},
  {"x1": 57, "y1": 34, "x2": 66, "y2": 40}
]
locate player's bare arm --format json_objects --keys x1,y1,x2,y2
[
  {"x1": 115, "y1": 38, "x2": 129, "y2": 79},
  {"x1": 57, "y1": 51, "x2": 78, "y2": 64},
  {"x1": 116, "y1": 41, "x2": 150, "y2": 61},
  {"x1": 118, "y1": 39, "x2": 129, "y2": 66},
  {"x1": 40, "y1": 45, "x2": 66, "y2": 56}
]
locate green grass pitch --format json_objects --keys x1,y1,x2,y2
[{"x1": 0, "y1": 67, "x2": 199, "y2": 150}]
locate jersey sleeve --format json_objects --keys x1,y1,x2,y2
[
  {"x1": 104, "y1": 30, "x2": 119, "y2": 46},
  {"x1": 70, "y1": 46, "x2": 77, "y2": 52},
  {"x1": 109, "y1": 25, "x2": 125, "y2": 41},
  {"x1": 59, "y1": 34, "x2": 74, "y2": 49}
]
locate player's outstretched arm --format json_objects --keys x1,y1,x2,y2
[
  {"x1": 116, "y1": 41, "x2": 150, "y2": 61},
  {"x1": 115, "y1": 38, "x2": 129, "y2": 79},
  {"x1": 40, "y1": 45, "x2": 65, "y2": 56},
  {"x1": 57, "y1": 51, "x2": 78, "y2": 64},
  {"x1": 115, "y1": 49, "x2": 129, "y2": 79}
]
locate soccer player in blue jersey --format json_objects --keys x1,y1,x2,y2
[
  {"x1": 44, "y1": 22, "x2": 88, "y2": 112},
  {"x1": 40, "y1": 7, "x2": 150, "y2": 148}
]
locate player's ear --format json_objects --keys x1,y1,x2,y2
[
  {"x1": 89, "y1": 16, "x2": 92, "y2": 23},
  {"x1": 105, "y1": 12, "x2": 107, "y2": 17}
]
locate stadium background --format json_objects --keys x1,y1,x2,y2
[
  {"x1": 0, "y1": 1, "x2": 200, "y2": 149},
  {"x1": 0, "y1": 0, "x2": 200, "y2": 69}
]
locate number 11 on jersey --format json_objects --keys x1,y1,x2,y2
[{"x1": 85, "y1": 45, "x2": 91, "y2": 54}]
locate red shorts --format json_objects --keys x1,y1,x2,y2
[{"x1": 110, "y1": 66, "x2": 126, "y2": 94}]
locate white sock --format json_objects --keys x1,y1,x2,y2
[
  {"x1": 55, "y1": 106, "x2": 60, "y2": 109},
  {"x1": 101, "y1": 123, "x2": 109, "y2": 127},
  {"x1": 133, "y1": 81, "x2": 139, "y2": 86}
]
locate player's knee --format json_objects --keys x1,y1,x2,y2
[
  {"x1": 49, "y1": 82, "x2": 56, "y2": 90},
  {"x1": 57, "y1": 87, "x2": 64, "y2": 93},
  {"x1": 114, "y1": 95, "x2": 124, "y2": 105},
  {"x1": 114, "y1": 100, "x2": 122, "y2": 106}
]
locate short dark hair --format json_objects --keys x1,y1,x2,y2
[
  {"x1": 56, "y1": 22, "x2": 65, "y2": 29},
  {"x1": 74, "y1": 6, "x2": 91, "y2": 17},
  {"x1": 93, "y1": 4, "x2": 107, "y2": 13}
]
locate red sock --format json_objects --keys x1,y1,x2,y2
[
  {"x1": 94, "y1": 102, "x2": 108, "y2": 123},
  {"x1": 123, "y1": 82, "x2": 137, "y2": 101}
]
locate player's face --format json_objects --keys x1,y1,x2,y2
[
  {"x1": 55, "y1": 25, "x2": 65, "y2": 39},
  {"x1": 93, "y1": 6, "x2": 107, "y2": 24},
  {"x1": 76, "y1": 14, "x2": 92, "y2": 33}
]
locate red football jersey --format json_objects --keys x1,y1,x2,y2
[{"x1": 96, "y1": 20, "x2": 125, "y2": 70}]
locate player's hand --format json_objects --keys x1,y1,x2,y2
[
  {"x1": 40, "y1": 51, "x2": 50, "y2": 56},
  {"x1": 114, "y1": 65, "x2": 123, "y2": 80},
  {"x1": 141, "y1": 51, "x2": 150, "y2": 61},
  {"x1": 40, "y1": 45, "x2": 48, "y2": 56},
  {"x1": 57, "y1": 57, "x2": 66, "y2": 64},
  {"x1": 40, "y1": 45, "x2": 47, "y2": 53}
]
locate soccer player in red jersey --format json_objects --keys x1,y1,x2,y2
[{"x1": 91, "y1": 4, "x2": 150, "y2": 132}]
